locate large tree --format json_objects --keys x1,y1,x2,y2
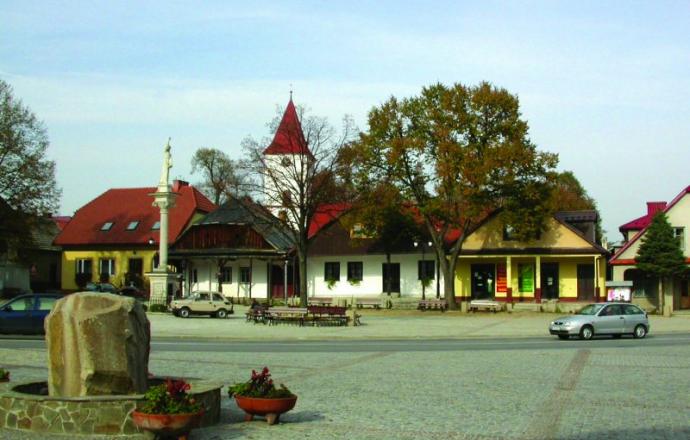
[
  {"x1": 190, "y1": 147, "x2": 247, "y2": 205},
  {"x1": 0, "y1": 80, "x2": 60, "y2": 252},
  {"x1": 241, "y1": 101, "x2": 356, "y2": 306},
  {"x1": 549, "y1": 170, "x2": 603, "y2": 243},
  {"x1": 636, "y1": 211, "x2": 687, "y2": 315},
  {"x1": 346, "y1": 82, "x2": 558, "y2": 309}
]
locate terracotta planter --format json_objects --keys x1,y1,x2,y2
[
  {"x1": 131, "y1": 410, "x2": 203, "y2": 440},
  {"x1": 234, "y1": 394, "x2": 297, "y2": 425}
]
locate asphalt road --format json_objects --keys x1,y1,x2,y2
[{"x1": 3, "y1": 332, "x2": 690, "y2": 352}]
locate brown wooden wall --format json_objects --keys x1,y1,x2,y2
[{"x1": 173, "y1": 225, "x2": 272, "y2": 250}]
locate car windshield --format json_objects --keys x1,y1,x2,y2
[{"x1": 576, "y1": 304, "x2": 605, "y2": 315}]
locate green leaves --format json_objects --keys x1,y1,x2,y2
[{"x1": 636, "y1": 212, "x2": 687, "y2": 278}]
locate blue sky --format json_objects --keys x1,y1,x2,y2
[{"x1": 2, "y1": 1, "x2": 689, "y2": 241}]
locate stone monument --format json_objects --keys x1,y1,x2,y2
[
  {"x1": 45, "y1": 292, "x2": 149, "y2": 397},
  {"x1": 146, "y1": 139, "x2": 179, "y2": 305}
]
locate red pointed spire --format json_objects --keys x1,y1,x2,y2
[{"x1": 263, "y1": 99, "x2": 312, "y2": 156}]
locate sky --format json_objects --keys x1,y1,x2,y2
[{"x1": 1, "y1": 1, "x2": 689, "y2": 243}]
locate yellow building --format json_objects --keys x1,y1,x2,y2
[
  {"x1": 54, "y1": 181, "x2": 215, "y2": 291},
  {"x1": 455, "y1": 211, "x2": 607, "y2": 304}
]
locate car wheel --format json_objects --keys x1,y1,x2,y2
[
  {"x1": 633, "y1": 324, "x2": 647, "y2": 339},
  {"x1": 179, "y1": 307, "x2": 191, "y2": 318},
  {"x1": 579, "y1": 325, "x2": 594, "y2": 340},
  {"x1": 557, "y1": 335, "x2": 569, "y2": 340},
  {"x1": 216, "y1": 309, "x2": 228, "y2": 319}
]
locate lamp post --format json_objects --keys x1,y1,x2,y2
[{"x1": 414, "y1": 240, "x2": 434, "y2": 300}]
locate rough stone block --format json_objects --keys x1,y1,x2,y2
[{"x1": 46, "y1": 292, "x2": 150, "y2": 397}]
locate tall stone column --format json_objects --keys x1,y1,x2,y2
[{"x1": 146, "y1": 140, "x2": 178, "y2": 305}]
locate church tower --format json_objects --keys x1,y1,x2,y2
[{"x1": 262, "y1": 97, "x2": 313, "y2": 218}]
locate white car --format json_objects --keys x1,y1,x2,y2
[{"x1": 171, "y1": 291, "x2": 233, "y2": 318}]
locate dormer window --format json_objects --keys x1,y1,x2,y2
[
  {"x1": 101, "y1": 222, "x2": 114, "y2": 231},
  {"x1": 126, "y1": 221, "x2": 140, "y2": 231},
  {"x1": 151, "y1": 221, "x2": 160, "y2": 230},
  {"x1": 503, "y1": 224, "x2": 516, "y2": 241}
]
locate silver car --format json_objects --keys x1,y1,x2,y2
[{"x1": 549, "y1": 303, "x2": 649, "y2": 340}]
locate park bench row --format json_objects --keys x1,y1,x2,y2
[
  {"x1": 307, "y1": 297, "x2": 382, "y2": 309},
  {"x1": 245, "y1": 305, "x2": 358, "y2": 326}
]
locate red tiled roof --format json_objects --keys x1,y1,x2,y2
[
  {"x1": 619, "y1": 201, "x2": 667, "y2": 232},
  {"x1": 263, "y1": 99, "x2": 312, "y2": 156},
  {"x1": 611, "y1": 185, "x2": 690, "y2": 263},
  {"x1": 54, "y1": 183, "x2": 216, "y2": 246},
  {"x1": 308, "y1": 203, "x2": 350, "y2": 239}
]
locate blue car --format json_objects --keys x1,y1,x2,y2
[{"x1": 0, "y1": 293, "x2": 63, "y2": 334}]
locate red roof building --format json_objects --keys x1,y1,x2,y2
[{"x1": 54, "y1": 180, "x2": 215, "y2": 291}]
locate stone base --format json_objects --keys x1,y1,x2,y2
[
  {"x1": 0, "y1": 378, "x2": 221, "y2": 437},
  {"x1": 145, "y1": 271, "x2": 178, "y2": 305}
]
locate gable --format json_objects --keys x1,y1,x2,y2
[
  {"x1": 614, "y1": 192, "x2": 690, "y2": 262},
  {"x1": 462, "y1": 215, "x2": 601, "y2": 253}
]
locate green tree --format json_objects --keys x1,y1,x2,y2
[
  {"x1": 636, "y1": 211, "x2": 687, "y2": 315},
  {"x1": 346, "y1": 82, "x2": 557, "y2": 309},
  {"x1": 190, "y1": 147, "x2": 247, "y2": 205},
  {"x1": 342, "y1": 183, "x2": 422, "y2": 296},
  {"x1": 0, "y1": 80, "x2": 60, "y2": 253},
  {"x1": 549, "y1": 171, "x2": 603, "y2": 243}
]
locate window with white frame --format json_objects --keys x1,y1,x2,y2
[
  {"x1": 240, "y1": 267, "x2": 251, "y2": 283},
  {"x1": 221, "y1": 267, "x2": 232, "y2": 283},
  {"x1": 99, "y1": 258, "x2": 115, "y2": 276},
  {"x1": 76, "y1": 259, "x2": 93, "y2": 275},
  {"x1": 674, "y1": 227, "x2": 685, "y2": 250}
]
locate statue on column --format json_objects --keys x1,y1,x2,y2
[{"x1": 159, "y1": 138, "x2": 173, "y2": 189}]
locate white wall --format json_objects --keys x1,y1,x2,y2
[
  {"x1": 185, "y1": 258, "x2": 271, "y2": 299},
  {"x1": 306, "y1": 253, "x2": 444, "y2": 298}
]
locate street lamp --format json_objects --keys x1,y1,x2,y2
[{"x1": 413, "y1": 240, "x2": 434, "y2": 300}]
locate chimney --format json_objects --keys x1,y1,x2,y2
[
  {"x1": 172, "y1": 180, "x2": 189, "y2": 192},
  {"x1": 646, "y1": 202, "x2": 666, "y2": 217}
]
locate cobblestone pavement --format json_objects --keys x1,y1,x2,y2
[{"x1": 2, "y1": 311, "x2": 690, "y2": 439}]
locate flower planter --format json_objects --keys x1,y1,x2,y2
[
  {"x1": 234, "y1": 394, "x2": 297, "y2": 425},
  {"x1": 131, "y1": 410, "x2": 203, "y2": 440}
]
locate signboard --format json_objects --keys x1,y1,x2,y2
[{"x1": 607, "y1": 287, "x2": 631, "y2": 302}]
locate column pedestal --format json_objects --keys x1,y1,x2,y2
[{"x1": 146, "y1": 271, "x2": 178, "y2": 306}]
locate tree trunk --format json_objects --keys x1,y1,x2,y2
[
  {"x1": 385, "y1": 252, "x2": 391, "y2": 296},
  {"x1": 440, "y1": 254, "x2": 458, "y2": 310},
  {"x1": 658, "y1": 277, "x2": 664, "y2": 315},
  {"x1": 298, "y1": 249, "x2": 308, "y2": 307}
]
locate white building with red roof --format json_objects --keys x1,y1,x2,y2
[
  {"x1": 53, "y1": 180, "x2": 215, "y2": 292},
  {"x1": 610, "y1": 185, "x2": 690, "y2": 313}
]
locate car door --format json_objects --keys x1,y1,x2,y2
[
  {"x1": 195, "y1": 293, "x2": 213, "y2": 313},
  {"x1": 32, "y1": 295, "x2": 59, "y2": 334},
  {"x1": 0, "y1": 296, "x2": 34, "y2": 334},
  {"x1": 595, "y1": 304, "x2": 625, "y2": 334},
  {"x1": 622, "y1": 304, "x2": 646, "y2": 333}
]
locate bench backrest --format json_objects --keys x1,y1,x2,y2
[{"x1": 308, "y1": 305, "x2": 346, "y2": 315}]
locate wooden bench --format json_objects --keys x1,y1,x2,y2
[
  {"x1": 307, "y1": 306, "x2": 349, "y2": 326},
  {"x1": 245, "y1": 305, "x2": 269, "y2": 323},
  {"x1": 308, "y1": 297, "x2": 333, "y2": 306},
  {"x1": 469, "y1": 300, "x2": 503, "y2": 313},
  {"x1": 356, "y1": 298, "x2": 382, "y2": 309},
  {"x1": 265, "y1": 307, "x2": 308, "y2": 326},
  {"x1": 417, "y1": 299, "x2": 448, "y2": 312}
]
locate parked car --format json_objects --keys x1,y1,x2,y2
[
  {"x1": 85, "y1": 282, "x2": 118, "y2": 293},
  {"x1": 0, "y1": 293, "x2": 63, "y2": 334},
  {"x1": 171, "y1": 291, "x2": 233, "y2": 318},
  {"x1": 549, "y1": 303, "x2": 650, "y2": 340}
]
